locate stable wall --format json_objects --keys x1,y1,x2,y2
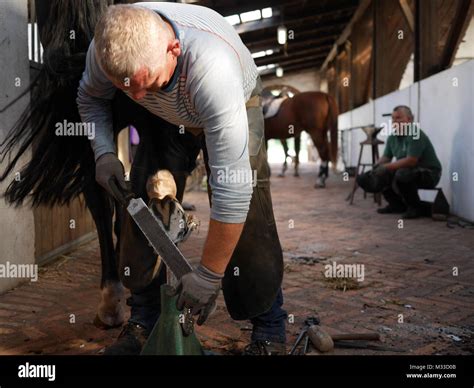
[{"x1": 0, "y1": 0, "x2": 35, "y2": 293}]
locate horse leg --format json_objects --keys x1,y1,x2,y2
[
  {"x1": 309, "y1": 129, "x2": 330, "y2": 188},
  {"x1": 294, "y1": 134, "x2": 301, "y2": 177},
  {"x1": 83, "y1": 181, "x2": 126, "y2": 329},
  {"x1": 278, "y1": 139, "x2": 288, "y2": 177}
]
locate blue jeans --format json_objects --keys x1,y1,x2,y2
[
  {"x1": 128, "y1": 274, "x2": 287, "y2": 344},
  {"x1": 250, "y1": 288, "x2": 287, "y2": 343}
]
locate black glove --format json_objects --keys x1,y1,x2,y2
[
  {"x1": 95, "y1": 153, "x2": 127, "y2": 196},
  {"x1": 174, "y1": 264, "x2": 223, "y2": 325}
]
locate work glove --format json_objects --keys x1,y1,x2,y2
[
  {"x1": 174, "y1": 264, "x2": 223, "y2": 325},
  {"x1": 95, "y1": 153, "x2": 127, "y2": 197}
]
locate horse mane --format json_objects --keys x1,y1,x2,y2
[{"x1": 0, "y1": 0, "x2": 114, "y2": 208}]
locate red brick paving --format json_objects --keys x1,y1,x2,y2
[{"x1": 0, "y1": 163, "x2": 473, "y2": 355}]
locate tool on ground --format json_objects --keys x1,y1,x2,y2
[
  {"x1": 334, "y1": 340, "x2": 404, "y2": 352},
  {"x1": 307, "y1": 325, "x2": 380, "y2": 353},
  {"x1": 289, "y1": 316, "x2": 382, "y2": 355},
  {"x1": 108, "y1": 177, "x2": 203, "y2": 355},
  {"x1": 288, "y1": 317, "x2": 320, "y2": 355},
  {"x1": 306, "y1": 325, "x2": 334, "y2": 352}
]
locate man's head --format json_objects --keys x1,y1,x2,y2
[
  {"x1": 391, "y1": 105, "x2": 414, "y2": 135},
  {"x1": 94, "y1": 5, "x2": 181, "y2": 100}
]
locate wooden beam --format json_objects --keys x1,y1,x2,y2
[
  {"x1": 234, "y1": 10, "x2": 282, "y2": 34},
  {"x1": 260, "y1": 61, "x2": 322, "y2": 77},
  {"x1": 440, "y1": 0, "x2": 474, "y2": 69},
  {"x1": 415, "y1": 0, "x2": 440, "y2": 81},
  {"x1": 398, "y1": 0, "x2": 415, "y2": 32},
  {"x1": 320, "y1": 0, "x2": 372, "y2": 71},
  {"x1": 350, "y1": 0, "x2": 374, "y2": 107},
  {"x1": 249, "y1": 36, "x2": 338, "y2": 56},
  {"x1": 197, "y1": 0, "x2": 298, "y2": 18},
  {"x1": 264, "y1": 53, "x2": 327, "y2": 69},
  {"x1": 255, "y1": 45, "x2": 333, "y2": 66},
  {"x1": 242, "y1": 18, "x2": 348, "y2": 43},
  {"x1": 281, "y1": 65, "x2": 321, "y2": 75},
  {"x1": 244, "y1": 24, "x2": 345, "y2": 51},
  {"x1": 373, "y1": 0, "x2": 388, "y2": 98},
  {"x1": 235, "y1": 6, "x2": 356, "y2": 34},
  {"x1": 337, "y1": 41, "x2": 352, "y2": 113}
]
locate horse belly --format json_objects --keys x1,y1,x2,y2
[
  {"x1": 264, "y1": 104, "x2": 298, "y2": 140},
  {"x1": 294, "y1": 92, "x2": 329, "y2": 131}
]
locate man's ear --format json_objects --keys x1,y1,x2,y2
[{"x1": 168, "y1": 39, "x2": 181, "y2": 57}]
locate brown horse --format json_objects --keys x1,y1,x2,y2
[{"x1": 264, "y1": 91, "x2": 339, "y2": 187}]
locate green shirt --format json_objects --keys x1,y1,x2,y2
[{"x1": 383, "y1": 129, "x2": 442, "y2": 172}]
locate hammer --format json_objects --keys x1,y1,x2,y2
[{"x1": 307, "y1": 325, "x2": 380, "y2": 353}]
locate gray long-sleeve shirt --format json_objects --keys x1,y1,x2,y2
[{"x1": 77, "y1": 2, "x2": 259, "y2": 223}]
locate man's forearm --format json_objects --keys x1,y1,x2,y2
[
  {"x1": 377, "y1": 156, "x2": 391, "y2": 165},
  {"x1": 385, "y1": 156, "x2": 418, "y2": 171},
  {"x1": 76, "y1": 90, "x2": 116, "y2": 161},
  {"x1": 200, "y1": 219, "x2": 244, "y2": 274}
]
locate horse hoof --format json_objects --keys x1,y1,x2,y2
[
  {"x1": 314, "y1": 180, "x2": 326, "y2": 188},
  {"x1": 294, "y1": 173, "x2": 300, "y2": 177},
  {"x1": 95, "y1": 282, "x2": 126, "y2": 329},
  {"x1": 277, "y1": 173, "x2": 285, "y2": 178},
  {"x1": 93, "y1": 314, "x2": 122, "y2": 330}
]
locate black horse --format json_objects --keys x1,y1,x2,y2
[{"x1": 0, "y1": 0, "x2": 200, "y2": 328}]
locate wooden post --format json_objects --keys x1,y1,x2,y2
[
  {"x1": 399, "y1": 0, "x2": 415, "y2": 32},
  {"x1": 439, "y1": 0, "x2": 474, "y2": 69},
  {"x1": 372, "y1": 0, "x2": 393, "y2": 98},
  {"x1": 415, "y1": 0, "x2": 440, "y2": 81}
]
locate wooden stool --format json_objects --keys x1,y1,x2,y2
[{"x1": 347, "y1": 126, "x2": 384, "y2": 204}]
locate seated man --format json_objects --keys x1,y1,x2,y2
[{"x1": 374, "y1": 105, "x2": 442, "y2": 219}]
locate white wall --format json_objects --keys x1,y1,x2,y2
[
  {"x1": 0, "y1": 0, "x2": 35, "y2": 293},
  {"x1": 339, "y1": 60, "x2": 474, "y2": 221}
]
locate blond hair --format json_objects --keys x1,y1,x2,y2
[{"x1": 94, "y1": 5, "x2": 171, "y2": 81}]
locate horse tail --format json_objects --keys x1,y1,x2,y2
[
  {"x1": 326, "y1": 94, "x2": 339, "y2": 166},
  {"x1": 0, "y1": 0, "x2": 111, "y2": 207}
]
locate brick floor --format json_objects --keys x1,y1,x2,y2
[{"x1": 0, "y1": 162, "x2": 473, "y2": 355}]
